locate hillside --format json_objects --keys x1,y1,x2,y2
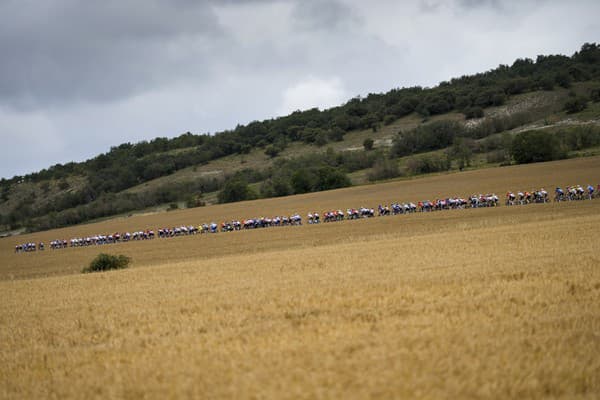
[{"x1": 1, "y1": 43, "x2": 600, "y2": 234}]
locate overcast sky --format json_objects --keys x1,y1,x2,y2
[{"x1": 1, "y1": 0, "x2": 598, "y2": 179}]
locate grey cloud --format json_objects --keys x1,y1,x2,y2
[
  {"x1": 0, "y1": 0, "x2": 598, "y2": 179},
  {"x1": 291, "y1": 0, "x2": 361, "y2": 31},
  {"x1": 419, "y1": 0, "x2": 443, "y2": 13},
  {"x1": 0, "y1": 1, "x2": 225, "y2": 110},
  {"x1": 457, "y1": 0, "x2": 504, "y2": 9}
]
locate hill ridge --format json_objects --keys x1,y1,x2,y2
[{"x1": 1, "y1": 43, "x2": 600, "y2": 233}]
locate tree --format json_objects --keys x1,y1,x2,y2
[
  {"x1": 260, "y1": 177, "x2": 292, "y2": 198},
  {"x1": 367, "y1": 158, "x2": 400, "y2": 181},
  {"x1": 327, "y1": 127, "x2": 345, "y2": 142},
  {"x1": 590, "y1": 87, "x2": 600, "y2": 103},
  {"x1": 564, "y1": 97, "x2": 588, "y2": 114},
  {"x1": 58, "y1": 178, "x2": 70, "y2": 190},
  {"x1": 449, "y1": 137, "x2": 473, "y2": 170},
  {"x1": 291, "y1": 169, "x2": 316, "y2": 194},
  {"x1": 315, "y1": 166, "x2": 351, "y2": 191},
  {"x1": 217, "y1": 178, "x2": 256, "y2": 203},
  {"x1": 405, "y1": 154, "x2": 451, "y2": 175},
  {"x1": 363, "y1": 138, "x2": 374, "y2": 151},
  {"x1": 264, "y1": 145, "x2": 280, "y2": 158},
  {"x1": 555, "y1": 72, "x2": 571, "y2": 88},
  {"x1": 510, "y1": 130, "x2": 565, "y2": 164},
  {"x1": 463, "y1": 107, "x2": 484, "y2": 119}
]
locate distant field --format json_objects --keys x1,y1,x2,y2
[
  {"x1": 1, "y1": 155, "x2": 598, "y2": 280},
  {"x1": 1, "y1": 157, "x2": 599, "y2": 398}
]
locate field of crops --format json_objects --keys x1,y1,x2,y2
[{"x1": 1, "y1": 156, "x2": 599, "y2": 398}]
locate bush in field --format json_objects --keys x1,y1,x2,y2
[{"x1": 83, "y1": 253, "x2": 131, "y2": 273}]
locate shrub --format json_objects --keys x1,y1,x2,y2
[
  {"x1": 463, "y1": 106, "x2": 484, "y2": 119},
  {"x1": 590, "y1": 87, "x2": 600, "y2": 103},
  {"x1": 486, "y1": 149, "x2": 509, "y2": 164},
  {"x1": 218, "y1": 178, "x2": 257, "y2": 203},
  {"x1": 363, "y1": 138, "x2": 374, "y2": 151},
  {"x1": 260, "y1": 177, "x2": 292, "y2": 198},
  {"x1": 83, "y1": 253, "x2": 131, "y2": 273},
  {"x1": 368, "y1": 158, "x2": 401, "y2": 181},
  {"x1": 564, "y1": 97, "x2": 588, "y2": 114},
  {"x1": 327, "y1": 127, "x2": 345, "y2": 142},
  {"x1": 264, "y1": 145, "x2": 280, "y2": 158},
  {"x1": 391, "y1": 120, "x2": 462, "y2": 157},
  {"x1": 510, "y1": 130, "x2": 566, "y2": 164},
  {"x1": 383, "y1": 115, "x2": 397, "y2": 125},
  {"x1": 406, "y1": 154, "x2": 451, "y2": 175}
]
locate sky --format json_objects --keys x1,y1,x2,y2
[{"x1": 0, "y1": 0, "x2": 598, "y2": 179}]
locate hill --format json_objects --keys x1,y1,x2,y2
[{"x1": 1, "y1": 43, "x2": 600, "y2": 234}]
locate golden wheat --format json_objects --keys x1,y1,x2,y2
[{"x1": 1, "y1": 157, "x2": 599, "y2": 399}]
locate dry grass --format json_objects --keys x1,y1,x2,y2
[
  {"x1": 2, "y1": 155, "x2": 598, "y2": 281},
  {"x1": 1, "y1": 157, "x2": 600, "y2": 399}
]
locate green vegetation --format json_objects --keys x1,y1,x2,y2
[
  {"x1": 511, "y1": 125, "x2": 600, "y2": 164},
  {"x1": 564, "y1": 96, "x2": 588, "y2": 113},
  {"x1": 83, "y1": 253, "x2": 131, "y2": 273},
  {"x1": 218, "y1": 178, "x2": 258, "y2": 204},
  {"x1": 2, "y1": 43, "x2": 600, "y2": 232},
  {"x1": 368, "y1": 158, "x2": 401, "y2": 181},
  {"x1": 511, "y1": 130, "x2": 566, "y2": 164}
]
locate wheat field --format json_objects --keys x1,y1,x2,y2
[{"x1": 1, "y1": 157, "x2": 600, "y2": 399}]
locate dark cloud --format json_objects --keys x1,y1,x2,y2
[
  {"x1": 0, "y1": 1, "x2": 225, "y2": 110},
  {"x1": 291, "y1": 0, "x2": 361, "y2": 31},
  {"x1": 0, "y1": 0, "x2": 598, "y2": 179},
  {"x1": 457, "y1": 0, "x2": 504, "y2": 9}
]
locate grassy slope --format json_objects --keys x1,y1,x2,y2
[
  {"x1": 125, "y1": 86, "x2": 597, "y2": 198},
  {"x1": 1, "y1": 85, "x2": 598, "y2": 223}
]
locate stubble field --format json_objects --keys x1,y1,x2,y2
[{"x1": 1, "y1": 156, "x2": 599, "y2": 399}]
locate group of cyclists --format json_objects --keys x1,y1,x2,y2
[
  {"x1": 505, "y1": 184, "x2": 597, "y2": 205},
  {"x1": 554, "y1": 184, "x2": 597, "y2": 202},
  {"x1": 13, "y1": 182, "x2": 599, "y2": 254}
]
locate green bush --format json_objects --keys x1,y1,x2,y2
[
  {"x1": 486, "y1": 149, "x2": 510, "y2": 164},
  {"x1": 83, "y1": 253, "x2": 131, "y2": 273},
  {"x1": 463, "y1": 106, "x2": 484, "y2": 119},
  {"x1": 367, "y1": 158, "x2": 401, "y2": 181},
  {"x1": 564, "y1": 97, "x2": 588, "y2": 114},
  {"x1": 510, "y1": 130, "x2": 566, "y2": 164},
  {"x1": 405, "y1": 154, "x2": 451, "y2": 175},
  {"x1": 391, "y1": 120, "x2": 463, "y2": 157},
  {"x1": 590, "y1": 87, "x2": 600, "y2": 102},
  {"x1": 264, "y1": 145, "x2": 280, "y2": 158},
  {"x1": 217, "y1": 178, "x2": 257, "y2": 203}
]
